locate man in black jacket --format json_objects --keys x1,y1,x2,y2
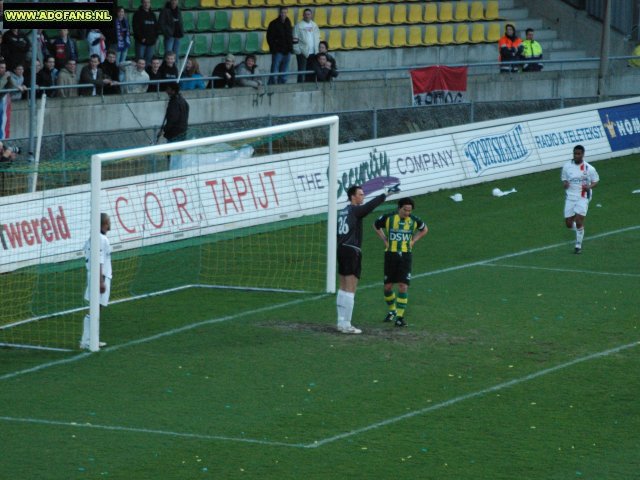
[
  {"x1": 133, "y1": 0, "x2": 158, "y2": 64},
  {"x1": 161, "y1": 82, "x2": 189, "y2": 143},
  {"x1": 266, "y1": 7, "x2": 293, "y2": 85}
]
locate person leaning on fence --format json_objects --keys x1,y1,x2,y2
[
  {"x1": 146, "y1": 56, "x2": 162, "y2": 92},
  {"x1": 56, "y1": 58, "x2": 78, "y2": 97},
  {"x1": 209, "y1": 54, "x2": 236, "y2": 89},
  {"x1": 311, "y1": 53, "x2": 337, "y2": 82},
  {"x1": 498, "y1": 24, "x2": 523, "y2": 73},
  {"x1": 80, "y1": 54, "x2": 112, "y2": 96},
  {"x1": 180, "y1": 57, "x2": 206, "y2": 90},
  {"x1": 36, "y1": 56, "x2": 58, "y2": 98},
  {"x1": 119, "y1": 57, "x2": 150, "y2": 94},
  {"x1": 235, "y1": 54, "x2": 264, "y2": 90},
  {"x1": 0, "y1": 60, "x2": 14, "y2": 94},
  {"x1": 307, "y1": 40, "x2": 338, "y2": 82},
  {"x1": 522, "y1": 28, "x2": 543, "y2": 72},
  {"x1": 9, "y1": 64, "x2": 28, "y2": 100},
  {"x1": 629, "y1": 43, "x2": 640, "y2": 68}
]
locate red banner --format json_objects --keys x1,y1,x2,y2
[{"x1": 410, "y1": 66, "x2": 468, "y2": 106}]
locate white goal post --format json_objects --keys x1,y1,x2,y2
[{"x1": 87, "y1": 116, "x2": 340, "y2": 352}]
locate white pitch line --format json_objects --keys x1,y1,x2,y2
[
  {"x1": 0, "y1": 416, "x2": 306, "y2": 448},
  {"x1": 306, "y1": 340, "x2": 640, "y2": 448},
  {"x1": 482, "y1": 263, "x2": 640, "y2": 278}
]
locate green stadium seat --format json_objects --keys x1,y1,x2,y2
[
  {"x1": 228, "y1": 33, "x2": 244, "y2": 54},
  {"x1": 182, "y1": 11, "x2": 196, "y2": 33},
  {"x1": 210, "y1": 34, "x2": 227, "y2": 55},
  {"x1": 182, "y1": 0, "x2": 200, "y2": 9},
  {"x1": 77, "y1": 39, "x2": 90, "y2": 62},
  {"x1": 179, "y1": 39, "x2": 191, "y2": 57},
  {"x1": 196, "y1": 11, "x2": 212, "y2": 32},
  {"x1": 244, "y1": 32, "x2": 260, "y2": 53},
  {"x1": 213, "y1": 11, "x2": 229, "y2": 31},
  {"x1": 193, "y1": 34, "x2": 209, "y2": 55},
  {"x1": 151, "y1": 0, "x2": 164, "y2": 10}
]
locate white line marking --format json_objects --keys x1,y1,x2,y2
[
  {"x1": 482, "y1": 263, "x2": 640, "y2": 278},
  {"x1": 306, "y1": 340, "x2": 640, "y2": 448},
  {"x1": 0, "y1": 416, "x2": 306, "y2": 448}
]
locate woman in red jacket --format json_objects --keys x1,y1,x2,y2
[{"x1": 498, "y1": 24, "x2": 523, "y2": 73}]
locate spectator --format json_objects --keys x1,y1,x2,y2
[
  {"x1": 87, "y1": 29, "x2": 107, "y2": 63},
  {"x1": 119, "y1": 57, "x2": 150, "y2": 94},
  {"x1": 51, "y1": 29, "x2": 78, "y2": 70},
  {"x1": 146, "y1": 57, "x2": 162, "y2": 92},
  {"x1": 133, "y1": 0, "x2": 159, "y2": 65},
  {"x1": 266, "y1": 7, "x2": 293, "y2": 85},
  {"x1": 159, "y1": 0, "x2": 184, "y2": 62},
  {"x1": 100, "y1": 50, "x2": 121, "y2": 94},
  {"x1": 311, "y1": 53, "x2": 337, "y2": 82},
  {"x1": 36, "y1": 56, "x2": 58, "y2": 98},
  {"x1": 114, "y1": 7, "x2": 132, "y2": 65},
  {"x1": 522, "y1": 28, "x2": 543, "y2": 72},
  {"x1": 209, "y1": 54, "x2": 236, "y2": 89},
  {"x1": 158, "y1": 51, "x2": 179, "y2": 91},
  {"x1": 180, "y1": 57, "x2": 206, "y2": 90},
  {"x1": 2, "y1": 29, "x2": 31, "y2": 71},
  {"x1": 9, "y1": 65, "x2": 28, "y2": 100},
  {"x1": 498, "y1": 24, "x2": 523, "y2": 73},
  {"x1": 0, "y1": 60, "x2": 15, "y2": 95},
  {"x1": 79, "y1": 54, "x2": 111, "y2": 96},
  {"x1": 235, "y1": 54, "x2": 264, "y2": 90},
  {"x1": 307, "y1": 40, "x2": 337, "y2": 82},
  {"x1": 34, "y1": 29, "x2": 51, "y2": 64},
  {"x1": 293, "y1": 8, "x2": 320, "y2": 83},
  {"x1": 0, "y1": 143, "x2": 18, "y2": 197},
  {"x1": 630, "y1": 43, "x2": 640, "y2": 68},
  {"x1": 56, "y1": 59, "x2": 78, "y2": 98}
]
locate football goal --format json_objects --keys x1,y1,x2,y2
[{"x1": 0, "y1": 116, "x2": 339, "y2": 352}]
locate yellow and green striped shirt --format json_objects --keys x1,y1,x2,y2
[{"x1": 374, "y1": 213, "x2": 426, "y2": 253}]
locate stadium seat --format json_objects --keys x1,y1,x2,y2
[
  {"x1": 196, "y1": 11, "x2": 212, "y2": 32},
  {"x1": 213, "y1": 11, "x2": 229, "y2": 31},
  {"x1": 282, "y1": 0, "x2": 296, "y2": 5},
  {"x1": 314, "y1": 7, "x2": 328, "y2": 27},
  {"x1": 360, "y1": 6, "x2": 375, "y2": 26},
  {"x1": 246, "y1": 10, "x2": 262, "y2": 30},
  {"x1": 156, "y1": 36, "x2": 165, "y2": 57},
  {"x1": 328, "y1": 7, "x2": 345, "y2": 27},
  {"x1": 344, "y1": 6, "x2": 360, "y2": 27},
  {"x1": 376, "y1": 5, "x2": 391, "y2": 25},
  {"x1": 249, "y1": 0, "x2": 266, "y2": 6},
  {"x1": 424, "y1": 25, "x2": 438, "y2": 46},
  {"x1": 179, "y1": 40, "x2": 191, "y2": 57},
  {"x1": 407, "y1": 4, "x2": 422, "y2": 24},
  {"x1": 407, "y1": 25, "x2": 422, "y2": 47},
  {"x1": 182, "y1": 11, "x2": 196, "y2": 32},
  {"x1": 327, "y1": 29, "x2": 343, "y2": 50},
  {"x1": 200, "y1": 0, "x2": 216, "y2": 7},
  {"x1": 151, "y1": 0, "x2": 164, "y2": 9},
  {"x1": 439, "y1": 24, "x2": 454, "y2": 44},
  {"x1": 438, "y1": 2, "x2": 453, "y2": 23},
  {"x1": 263, "y1": 9, "x2": 277, "y2": 28},
  {"x1": 359, "y1": 28, "x2": 375, "y2": 49},
  {"x1": 314, "y1": 0, "x2": 331, "y2": 5},
  {"x1": 454, "y1": 2, "x2": 469, "y2": 22},
  {"x1": 343, "y1": 29, "x2": 358, "y2": 49},
  {"x1": 232, "y1": 0, "x2": 249, "y2": 6},
  {"x1": 266, "y1": 0, "x2": 280, "y2": 5},
  {"x1": 261, "y1": 33, "x2": 269, "y2": 53},
  {"x1": 391, "y1": 4, "x2": 407, "y2": 25},
  {"x1": 244, "y1": 32, "x2": 260, "y2": 53},
  {"x1": 182, "y1": 0, "x2": 200, "y2": 10},
  {"x1": 77, "y1": 39, "x2": 90, "y2": 62},
  {"x1": 454, "y1": 24, "x2": 470, "y2": 44},
  {"x1": 392, "y1": 26, "x2": 407, "y2": 47},
  {"x1": 298, "y1": 0, "x2": 314, "y2": 5},
  {"x1": 230, "y1": 10, "x2": 246, "y2": 30},
  {"x1": 485, "y1": 1, "x2": 500, "y2": 21},
  {"x1": 210, "y1": 34, "x2": 226, "y2": 55},
  {"x1": 375, "y1": 28, "x2": 390, "y2": 48},
  {"x1": 217, "y1": 0, "x2": 233, "y2": 6},
  {"x1": 487, "y1": 22, "x2": 501, "y2": 42},
  {"x1": 193, "y1": 34, "x2": 209, "y2": 55},
  {"x1": 469, "y1": 1, "x2": 485, "y2": 21},
  {"x1": 228, "y1": 32, "x2": 244, "y2": 53},
  {"x1": 424, "y1": 3, "x2": 437, "y2": 23},
  {"x1": 470, "y1": 23, "x2": 485, "y2": 43}
]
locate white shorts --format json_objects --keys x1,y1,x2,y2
[
  {"x1": 564, "y1": 197, "x2": 590, "y2": 218},
  {"x1": 84, "y1": 273, "x2": 111, "y2": 307}
]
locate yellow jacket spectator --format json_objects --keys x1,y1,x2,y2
[
  {"x1": 522, "y1": 28, "x2": 543, "y2": 72},
  {"x1": 629, "y1": 44, "x2": 640, "y2": 68}
]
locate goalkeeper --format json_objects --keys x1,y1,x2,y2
[
  {"x1": 336, "y1": 182, "x2": 400, "y2": 334},
  {"x1": 373, "y1": 197, "x2": 428, "y2": 327}
]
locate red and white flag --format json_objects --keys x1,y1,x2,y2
[
  {"x1": 0, "y1": 94, "x2": 11, "y2": 140},
  {"x1": 410, "y1": 66, "x2": 468, "y2": 106}
]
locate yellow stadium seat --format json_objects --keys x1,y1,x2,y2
[
  {"x1": 454, "y1": 23, "x2": 470, "y2": 44},
  {"x1": 261, "y1": 33, "x2": 269, "y2": 52},
  {"x1": 315, "y1": 0, "x2": 331, "y2": 5},
  {"x1": 424, "y1": 25, "x2": 438, "y2": 46},
  {"x1": 216, "y1": 0, "x2": 232, "y2": 6},
  {"x1": 454, "y1": 2, "x2": 469, "y2": 22},
  {"x1": 328, "y1": 6, "x2": 345, "y2": 27},
  {"x1": 344, "y1": 6, "x2": 360, "y2": 27},
  {"x1": 266, "y1": 0, "x2": 280, "y2": 5},
  {"x1": 485, "y1": 1, "x2": 500, "y2": 21},
  {"x1": 360, "y1": 6, "x2": 375, "y2": 26},
  {"x1": 200, "y1": 0, "x2": 216, "y2": 7},
  {"x1": 314, "y1": 7, "x2": 328, "y2": 27},
  {"x1": 359, "y1": 28, "x2": 375, "y2": 48},
  {"x1": 327, "y1": 29, "x2": 343, "y2": 50},
  {"x1": 438, "y1": 2, "x2": 453, "y2": 23},
  {"x1": 249, "y1": 0, "x2": 266, "y2": 5},
  {"x1": 246, "y1": 10, "x2": 263, "y2": 30},
  {"x1": 232, "y1": 0, "x2": 249, "y2": 6},
  {"x1": 407, "y1": 4, "x2": 422, "y2": 24},
  {"x1": 344, "y1": 29, "x2": 358, "y2": 49},
  {"x1": 487, "y1": 22, "x2": 501, "y2": 42},
  {"x1": 230, "y1": 10, "x2": 246, "y2": 30},
  {"x1": 469, "y1": 1, "x2": 484, "y2": 21},
  {"x1": 376, "y1": 4, "x2": 391, "y2": 25},
  {"x1": 263, "y1": 8, "x2": 277, "y2": 28},
  {"x1": 439, "y1": 24, "x2": 454, "y2": 44},
  {"x1": 392, "y1": 26, "x2": 407, "y2": 47},
  {"x1": 424, "y1": 3, "x2": 438, "y2": 23},
  {"x1": 298, "y1": 0, "x2": 314, "y2": 5},
  {"x1": 470, "y1": 23, "x2": 485, "y2": 43},
  {"x1": 376, "y1": 28, "x2": 390, "y2": 48},
  {"x1": 407, "y1": 25, "x2": 422, "y2": 46},
  {"x1": 391, "y1": 4, "x2": 407, "y2": 25},
  {"x1": 282, "y1": 0, "x2": 296, "y2": 5}
]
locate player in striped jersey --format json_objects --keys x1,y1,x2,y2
[
  {"x1": 373, "y1": 197, "x2": 428, "y2": 327},
  {"x1": 561, "y1": 145, "x2": 599, "y2": 254}
]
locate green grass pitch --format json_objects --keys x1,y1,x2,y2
[{"x1": 1, "y1": 154, "x2": 639, "y2": 479}]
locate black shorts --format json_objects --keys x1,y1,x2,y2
[
  {"x1": 337, "y1": 245, "x2": 362, "y2": 278},
  {"x1": 384, "y1": 251, "x2": 413, "y2": 285}
]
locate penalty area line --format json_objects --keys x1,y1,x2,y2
[
  {"x1": 306, "y1": 340, "x2": 640, "y2": 448},
  {"x1": 481, "y1": 263, "x2": 640, "y2": 278}
]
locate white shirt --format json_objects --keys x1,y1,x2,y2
[
  {"x1": 84, "y1": 232, "x2": 112, "y2": 279},
  {"x1": 561, "y1": 160, "x2": 599, "y2": 200}
]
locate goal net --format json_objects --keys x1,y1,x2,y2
[{"x1": 0, "y1": 116, "x2": 339, "y2": 352}]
